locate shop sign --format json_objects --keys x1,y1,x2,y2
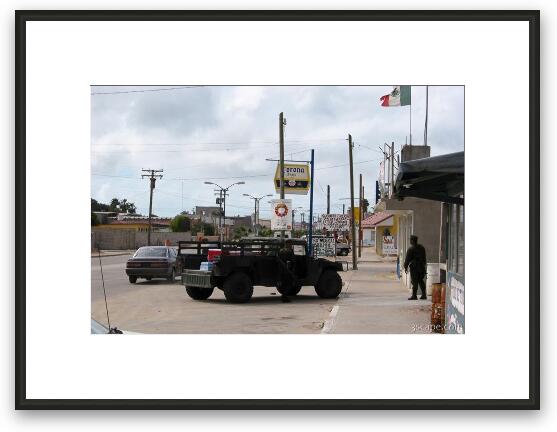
[
  {"x1": 445, "y1": 272, "x2": 465, "y2": 334},
  {"x1": 270, "y1": 199, "x2": 293, "y2": 231},
  {"x1": 382, "y1": 235, "x2": 397, "y2": 255},
  {"x1": 321, "y1": 214, "x2": 350, "y2": 231},
  {"x1": 274, "y1": 163, "x2": 310, "y2": 195},
  {"x1": 313, "y1": 237, "x2": 336, "y2": 257}
]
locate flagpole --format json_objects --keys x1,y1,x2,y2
[
  {"x1": 424, "y1": 85, "x2": 429, "y2": 146},
  {"x1": 409, "y1": 92, "x2": 412, "y2": 145}
]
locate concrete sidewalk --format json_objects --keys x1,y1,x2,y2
[{"x1": 326, "y1": 248, "x2": 432, "y2": 334}]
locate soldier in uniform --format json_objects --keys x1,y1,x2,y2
[
  {"x1": 278, "y1": 241, "x2": 296, "y2": 303},
  {"x1": 403, "y1": 235, "x2": 427, "y2": 300}
]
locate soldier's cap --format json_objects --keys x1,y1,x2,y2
[{"x1": 410, "y1": 235, "x2": 418, "y2": 242}]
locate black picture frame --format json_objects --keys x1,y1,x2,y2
[{"x1": 14, "y1": 9, "x2": 540, "y2": 410}]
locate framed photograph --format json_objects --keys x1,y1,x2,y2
[{"x1": 15, "y1": 10, "x2": 539, "y2": 409}]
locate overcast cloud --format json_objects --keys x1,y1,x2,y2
[{"x1": 91, "y1": 85, "x2": 464, "y2": 218}]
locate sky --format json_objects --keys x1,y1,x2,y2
[{"x1": 91, "y1": 85, "x2": 464, "y2": 219}]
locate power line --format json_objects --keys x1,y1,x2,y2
[
  {"x1": 168, "y1": 174, "x2": 269, "y2": 181},
  {"x1": 92, "y1": 173, "x2": 270, "y2": 182},
  {"x1": 315, "y1": 157, "x2": 383, "y2": 171},
  {"x1": 91, "y1": 86, "x2": 206, "y2": 95},
  {"x1": 91, "y1": 144, "x2": 315, "y2": 154},
  {"x1": 91, "y1": 141, "x2": 277, "y2": 147},
  {"x1": 91, "y1": 146, "x2": 269, "y2": 154}
]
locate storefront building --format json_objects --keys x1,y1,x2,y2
[{"x1": 394, "y1": 151, "x2": 464, "y2": 334}]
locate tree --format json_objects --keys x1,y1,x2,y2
[
  {"x1": 91, "y1": 212, "x2": 99, "y2": 226},
  {"x1": 233, "y1": 226, "x2": 249, "y2": 240},
  {"x1": 119, "y1": 198, "x2": 137, "y2": 214},
  {"x1": 259, "y1": 227, "x2": 273, "y2": 237},
  {"x1": 361, "y1": 198, "x2": 370, "y2": 214},
  {"x1": 170, "y1": 215, "x2": 191, "y2": 232},
  {"x1": 106, "y1": 197, "x2": 137, "y2": 214},
  {"x1": 191, "y1": 220, "x2": 215, "y2": 236},
  {"x1": 91, "y1": 198, "x2": 109, "y2": 212},
  {"x1": 203, "y1": 224, "x2": 215, "y2": 236},
  {"x1": 109, "y1": 198, "x2": 120, "y2": 212}
]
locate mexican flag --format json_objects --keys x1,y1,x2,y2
[{"x1": 380, "y1": 86, "x2": 411, "y2": 107}]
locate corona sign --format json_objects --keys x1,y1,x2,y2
[{"x1": 274, "y1": 163, "x2": 310, "y2": 195}]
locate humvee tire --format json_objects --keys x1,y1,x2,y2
[
  {"x1": 129, "y1": 275, "x2": 137, "y2": 284},
  {"x1": 186, "y1": 286, "x2": 214, "y2": 300},
  {"x1": 223, "y1": 272, "x2": 254, "y2": 303},
  {"x1": 314, "y1": 270, "x2": 342, "y2": 299},
  {"x1": 277, "y1": 285, "x2": 302, "y2": 296}
]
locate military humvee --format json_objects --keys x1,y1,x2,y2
[{"x1": 178, "y1": 238, "x2": 343, "y2": 303}]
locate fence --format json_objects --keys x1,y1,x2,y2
[{"x1": 91, "y1": 229, "x2": 193, "y2": 250}]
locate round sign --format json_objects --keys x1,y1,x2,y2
[{"x1": 274, "y1": 203, "x2": 289, "y2": 217}]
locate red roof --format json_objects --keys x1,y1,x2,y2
[{"x1": 361, "y1": 212, "x2": 393, "y2": 228}]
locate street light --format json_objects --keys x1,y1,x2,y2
[
  {"x1": 243, "y1": 193, "x2": 273, "y2": 235},
  {"x1": 292, "y1": 206, "x2": 304, "y2": 234},
  {"x1": 204, "y1": 181, "x2": 245, "y2": 240}
]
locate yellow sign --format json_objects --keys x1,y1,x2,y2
[
  {"x1": 351, "y1": 207, "x2": 360, "y2": 222},
  {"x1": 274, "y1": 163, "x2": 310, "y2": 195}
]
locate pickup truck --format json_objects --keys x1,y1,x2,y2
[{"x1": 178, "y1": 238, "x2": 343, "y2": 303}]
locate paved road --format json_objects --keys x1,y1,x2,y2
[
  {"x1": 91, "y1": 254, "x2": 341, "y2": 334},
  {"x1": 91, "y1": 250, "x2": 431, "y2": 334}
]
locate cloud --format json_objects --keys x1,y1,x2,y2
[{"x1": 91, "y1": 85, "x2": 464, "y2": 217}]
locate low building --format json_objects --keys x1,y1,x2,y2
[
  {"x1": 362, "y1": 212, "x2": 396, "y2": 252},
  {"x1": 92, "y1": 211, "x2": 118, "y2": 225},
  {"x1": 376, "y1": 143, "x2": 443, "y2": 291},
  {"x1": 195, "y1": 206, "x2": 222, "y2": 225},
  {"x1": 95, "y1": 216, "x2": 172, "y2": 232}
]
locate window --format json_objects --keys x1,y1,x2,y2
[
  {"x1": 448, "y1": 204, "x2": 465, "y2": 275},
  {"x1": 134, "y1": 247, "x2": 167, "y2": 257},
  {"x1": 457, "y1": 204, "x2": 465, "y2": 273}
]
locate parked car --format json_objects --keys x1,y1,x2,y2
[{"x1": 125, "y1": 246, "x2": 181, "y2": 283}]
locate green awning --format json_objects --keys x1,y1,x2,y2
[{"x1": 394, "y1": 151, "x2": 464, "y2": 205}]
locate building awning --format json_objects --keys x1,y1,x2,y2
[{"x1": 394, "y1": 151, "x2": 464, "y2": 205}]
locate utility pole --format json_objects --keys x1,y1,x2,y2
[
  {"x1": 141, "y1": 168, "x2": 163, "y2": 246},
  {"x1": 348, "y1": 135, "x2": 358, "y2": 270},
  {"x1": 343, "y1": 203, "x2": 345, "y2": 214},
  {"x1": 253, "y1": 199, "x2": 257, "y2": 231},
  {"x1": 223, "y1": 191, "x2": 227, "y2": 239},
  {"x1": 308, "y1": 149, "x2": 315, "y2": 256},
  {"x1": 327, "y1": 185, "x2": 330, "y2": 214},
  {"x1": 218, "y1": 190, "x2": 223, "y2": 237},
  {"x1": 359, "y1": 173, "x2": 363, "y2": 258},
  {"x1": 214, "y1": 189, "x2": 223, "y2": 240},
  {"x1": 424, "y1": 85, "x2": 429, "y2": 146},
  {"x1": 244, "y1": 193, "x2": 272, "y2": 236},
  {"x1": 279, "y1": 112, "x2": 286, "y2": 239},
  {"x1": 205, "y1": 181, "x2": 244, "y2": 241},
  {"x1": 391, "y1": 142, "x2": 395, "y2": 197}
]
